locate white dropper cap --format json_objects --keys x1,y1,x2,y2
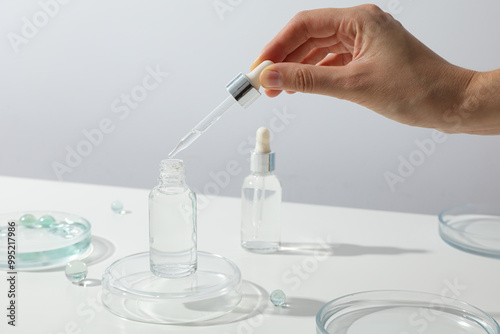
[
  {"x1": 226, "y1": 60, "x2": 274, "y2": 109},
  {"x1": 246, "y1": 60, "x2": 274, "y2": 91},
  {"x1": 251, "y1": 127, "x2": 275, "y2": 172},
  {"x1": 255, "y1": 127, "x2": 271, "y2": 153}
]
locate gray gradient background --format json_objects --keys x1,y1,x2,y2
[{"x1": 1, "y1": 0, "x2": 499, "y2": 214}]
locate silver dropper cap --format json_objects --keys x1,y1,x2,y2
[
  {"x1": 226, "y1": 60, "x2": 274, "y2": 109},
  {"x1": 226, "y1": 73, "x2": 260, "y2": 109},
  {"x1": 251, "y1": 152, "x2": 275, "y2": 172}
]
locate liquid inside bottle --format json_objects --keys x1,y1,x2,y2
[
  {"x1": 149, "y1": 159, "x2": 197, "y2": 278},
  {"x1": 241, "y1": 127, "x2": 282, "y2": 253},
  {"x1": 241, "y1": 172, "x2": 281, "y2": 253}
]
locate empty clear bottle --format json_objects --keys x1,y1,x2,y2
[
  {"x1": 149, "y1": 159, "x2": 197, "y2": 278},
  {"x1": 241, "y1": 127, "x2": 282, "y2": 253}
]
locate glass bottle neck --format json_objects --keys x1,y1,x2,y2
[
  {"x1": 158, "y1": 159, "x2": 186, "y2": 187},
  {"x1": 158, "y1": 177, "x2": 185, "y2": 187}
]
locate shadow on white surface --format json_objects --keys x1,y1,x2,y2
[
  {"x1": 276, "y1": 242, "x2": 428, "y2": 257},
  {"x1": 274, "y1": 297, "x2": 327, "y2": 317},
  {"x1": 185, "y1": 280, "x2": 268, "y2": 326},
  {"x1": 184, "y1": 281, "x2": 327, "y2": 327},
  {"x1": 83, "y1": 235, "x2": 116, "y2": 266},
  {"x1": 76, "y1": 278, "x2": 102, "y2": 287}
]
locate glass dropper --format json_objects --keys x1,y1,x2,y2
[
  {"x1": 168, "y1": 60, "x2": 274, "y2": 158},
  {"x1": 168, "y1": 96, "x2": 236, "y2": 158}
]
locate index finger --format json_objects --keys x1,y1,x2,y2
[{"x1": 251, "y1": 8, "x2": 349, "y2": 70}]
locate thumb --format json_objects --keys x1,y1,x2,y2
[{"x1": 260, "y1": 63, "x2": 347, "y2": 97}]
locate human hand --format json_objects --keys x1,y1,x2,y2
[{"x1": 252, "y1": 5, "x2": 481, "y2": 133}]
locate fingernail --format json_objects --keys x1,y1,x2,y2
[
  {"x1": 261, "y1": 70, "x2": 282, "y2": 88},
  {"x1": 250, "y1": 58, "x2": 260, "y2": 71}
]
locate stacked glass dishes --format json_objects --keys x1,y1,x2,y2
[{"x1": 101, "y1": 251, "x2": 242, "y2": 324}]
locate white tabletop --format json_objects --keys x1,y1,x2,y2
[{"x1": 0, "y1": 176, "x2": 499, "y2": 333}]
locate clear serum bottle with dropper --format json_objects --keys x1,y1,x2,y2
[
  {"x1": 241, "y1": 127, "x2": 282, "y2": 253},
  {"x1": 149, "y1": 159, "x2": 197, "y2": 278}
]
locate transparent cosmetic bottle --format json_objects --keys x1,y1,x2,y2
[
  {"x1": 241, "y1": 127, "x2": 282, "y2": 253},
  {"x1": 149, "y1": 159, "x2": 197, "y2": 278}
]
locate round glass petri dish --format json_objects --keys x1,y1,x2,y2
[
  {"x1": 0, "y1": 211, "x2": 92, "y2": 270},
  {"x1": 102, "y1": 251, "x2": 242, "y2": 324},
  {"x1": 439, "y1": 203, "x2": 500, "y2": 258},
  {"x1": 316, "y1": 290, "x2": 499, "y2": 334}
]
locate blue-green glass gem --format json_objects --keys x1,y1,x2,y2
[
  {"x1": 65, "y1": 260, "x2": 88, "y2": 283},
  {"x1": 38, "y1": 215, "x2": 56, "y2": 228},
  {"x1": 111, "y1": 200, "x2": 123, "y2": 213},
  {"x1": 62, "y1": 225, "x2": 77, "y2": 238},
  {"x1": 49, "y1": 222, "x2": 65, "y2": 233},
  {"x1": 49, "y1": 222, "x2": 68, "y2": 236},
  {"x1": 49, "y1": 223, "x2": 77, "y2": 238},
  {"x1": 270, "y1": 289, "x2": 286, "y2": 306},
  {"x1": 20, "y1": 214, "x2": 38, "y2": 228}
]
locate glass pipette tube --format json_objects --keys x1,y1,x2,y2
[
  {"x1": 168, "y1": 60, "x2": 274, "y2": 158},
  {"x1": 168, "y1": 96, "x2": 237, "y2": 158}
]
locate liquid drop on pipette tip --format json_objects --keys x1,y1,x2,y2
[{"x1": 168, "y1": 145, "x2": 181, "y2": 158}]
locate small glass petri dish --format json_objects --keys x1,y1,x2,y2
[
  {"x1": 316, "y1": 290, "x2": 499, "y2": 334},
  {"x1": 0, "y1": 211, "x2": 92, "y2": 270},
  {"x1": 439, "y1": 203, "x2": 500, "y2": 258},
  {"x1": 102, "y1": 251, "x2": 242, "y2": 324}
]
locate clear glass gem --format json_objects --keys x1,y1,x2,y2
[
  {"x1": 38, "y1": 215, "x2": 56, "y2": 228},
  {"x1": 65, "y1": 260, "x2": 88, "y2": 283},
  {"x1": 111, "y1": 200, "x2": 123, "y2": 213},
  {"x1": 20, "y1": 214, "x2": 39, "y2": 228},
  {"x1": 270, "y1": 289, "x2": 286, "y2": 306}
]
